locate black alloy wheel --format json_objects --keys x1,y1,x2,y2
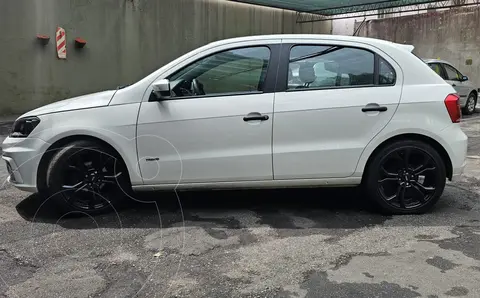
[
  {"x1": 61, "y1": 150, "x2": 123, "y2": 211},
  {"x1": 378, "y1": 147, "x2": 438, "y2": 209},
  {"x1": 365, "y1": 140, "x2": 446, "y2": 214},
  {"x1": 46, "y1": 140, "x2": 130, "y2": 214}
]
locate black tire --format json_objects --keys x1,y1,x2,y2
[
  {"x1": 364, "y1": 140, "x2": 446, "y2": 215},
  {"x1": 463, "y1": 93, "x2": 477, "y2": 115},
  {"x1": 45, "y1": 140, "x2": 131, "y2": 215}
]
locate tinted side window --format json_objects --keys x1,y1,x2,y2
[
  {"x1": 379, "y1": 57, "x2": 396, "y2": 85},
  {"x1": 287, "y1": 45, "x2": 374, "y2": 90},
  {"x1": 428, "y1": 63, "x2": 444, "y2": 79},
  {"x1": 443, "y1": 64, "x2": 461, "y2": 81},
  {"x1": 169, "y1": 47, "x2": 271, "y2": 97}
]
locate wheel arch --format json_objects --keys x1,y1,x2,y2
[
  {"x1": 361, "y1": 133, "x2": 453, "y2": 182},
  {"x1": 37, "y1": 135, "x2": 133, "y2": 192}
]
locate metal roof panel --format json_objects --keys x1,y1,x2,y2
[{"x1": 230, "y1": 0, "x2": 441, "y2": 15}]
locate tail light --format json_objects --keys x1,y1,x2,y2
[{"x1": 444, "y1": 94, "x2": 461, "y2": 123}]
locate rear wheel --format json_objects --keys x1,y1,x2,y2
[
  {"x1": 364, "y1": 140, "x2": 446, "y2": 214},
  {"x1": 46, "y1": 140, "x2": 131, "y2": 215},
  {"x1": 463, "y1": 93, "x2": 477, "y2": 115}
]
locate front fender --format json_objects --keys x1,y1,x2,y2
[{"x1": 33, "y1": 104, "x2": 143, "y2": 185}]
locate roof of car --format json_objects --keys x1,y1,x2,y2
[{"x1": 206, "y1": 34, "x2": 414, "y2": 52}]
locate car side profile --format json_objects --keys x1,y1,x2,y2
[
  {"x1": 425, "y1": 59, "x2": 478, "y2": 115},
  {"x1": 2, "y1": 34, "x2": 467, "y2": 215}
]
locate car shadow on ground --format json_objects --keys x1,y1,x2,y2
[{"x1": 15, "y1": 187, "x2": 395, "y2": 230}]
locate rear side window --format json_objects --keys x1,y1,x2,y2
[
  {"x1": 428, "y1": 63, "x2": 444, "y2": 78},
  {"x1": 379, "y1": 57, "x2": 395, "y2": 85},
  {"x1": 287, "y1": 45, "x2": 395, "y2": 90}
]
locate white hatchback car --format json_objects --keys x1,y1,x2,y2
[{"x1": 2, "y1": 35, "x2": 467, "y2": 215}]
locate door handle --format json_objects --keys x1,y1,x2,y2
[
  {"x1": 243, "y1": 114, "x2": 269, "y2": 122},
  {"x1": 362, "y1": 103, "x2": 388, "y2": 112}
]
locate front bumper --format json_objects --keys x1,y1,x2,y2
[{"x1": 2, "y1": 137, "x2": 49, "y2": 193}]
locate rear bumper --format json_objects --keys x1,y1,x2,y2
[
  {"x1": 451, "y1": 159, "x2": 466, "y2": 182},
  {"x1": 440, "y1": 124, "x2": 468, "y2": 181}
]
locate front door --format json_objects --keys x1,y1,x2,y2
[
  {"x1": 442, "y1": 63, "x2": 469, "y2": 98},
  {"x1": 136, "y1": 45, "x2": 278, "y2": 185},
  {"x1": 273, "y1": 41, "x2": 402, "y2": 179}
]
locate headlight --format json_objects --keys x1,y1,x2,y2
[{"x1": 10, "y1": 117, "x2": 40, "y2": 138}]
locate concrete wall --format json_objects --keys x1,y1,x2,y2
[
  {"x1": 357, "y1": 7, "x2": 480, "y2": 87},
  {"x1": 0, "y1": 0, "x2": 331, "y2": 115}
]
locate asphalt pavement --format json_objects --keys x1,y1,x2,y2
[{"x1": 0, "y1": 114, "x2": 480, "y2": 298}]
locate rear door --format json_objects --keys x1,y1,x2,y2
[{"x1": 272, "y1": 40, "x2": 403, "y2": 179}]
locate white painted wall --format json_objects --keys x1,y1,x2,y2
[{"x1": 332, "y1": 19, "x2": 356, "y2": 35}]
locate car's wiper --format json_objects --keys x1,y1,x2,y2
[
  {"x1": 290, "y1": 46, "x2": 343, "y2": 63},
  {"x1": 117, "y1": 85, "x2": 129, "y2": 90}
]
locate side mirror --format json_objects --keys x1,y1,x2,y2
[
  {"x1": 462, "y1": 75, "x2": 469, "y2": 81},
  {"x1": 152, "y1": 79, "x2": 171, "y2": 99}
]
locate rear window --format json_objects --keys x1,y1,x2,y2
[
  {"x1": 379, "y1": 57, "x2": 395, "y2": 85},
  {"x1": 428, "y1": 63, "x2": 443, "y2": 77}
]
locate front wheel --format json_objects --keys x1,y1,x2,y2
[
  {"x1": 364, "y1": 140, "x2": 446, "y2": 215},
  {"x1": 46, "y1": 140, "x2": 131, "y2": 215}
]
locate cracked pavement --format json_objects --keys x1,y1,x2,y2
[{"x1": 0, "y1": 113, "x2": 480, "y2": 297}]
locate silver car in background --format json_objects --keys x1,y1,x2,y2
[{"x1": 425, "y1": 59, "x2": 478, "y2": 115}]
